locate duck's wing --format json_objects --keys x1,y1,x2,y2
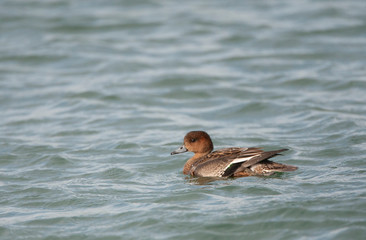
[
  {"x1": 228, "y1": 148, "x2": 289, "y2": 177},
  {"x1": 191, "y1": 147, "x2": 280, "y2": 177}
]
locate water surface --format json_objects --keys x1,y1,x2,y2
[{"x1": 1, "y1": 0, "x2": 366, "y2": 239}]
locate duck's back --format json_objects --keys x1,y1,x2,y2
[{"x1": 190, "y1": 147, "x2": 264, "y2": 177}]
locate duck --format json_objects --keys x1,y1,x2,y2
[{"x1": 171, "y1": 131, "x2": 297, "y2": 178}]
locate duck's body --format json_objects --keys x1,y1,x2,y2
[{"x1": 171, "y1": 131, "x2": 297, "y2": 178}]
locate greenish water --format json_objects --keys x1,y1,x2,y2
[{"x1": 1, "y1": 0, "x2": 366, "y2": 239}]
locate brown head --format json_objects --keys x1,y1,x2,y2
[{"x1": 171, "y1": 131, "x2": 214, "y2": 156}]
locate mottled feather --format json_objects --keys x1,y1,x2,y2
[{"x1": 190, "y1": 147, "x2": 267, "y2": 177}]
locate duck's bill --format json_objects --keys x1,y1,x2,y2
[{"x1": 171, "y1": 145, "x2": 188, "y2": 155}]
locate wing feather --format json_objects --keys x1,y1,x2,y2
[{"x1": 191, "y1": 147, "x2": 265, "y2": 177}]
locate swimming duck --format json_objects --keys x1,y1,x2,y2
[{"x1": 171, "y1": 131, "x2": 297, "y2": 178}]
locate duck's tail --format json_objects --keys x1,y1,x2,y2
[{"x1": 250, "y1": 160, "x2": 298, "y2": 175}]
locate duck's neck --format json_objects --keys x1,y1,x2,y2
[{"x1": 183, "y1": 152, "x2": 210, "y2": 175}]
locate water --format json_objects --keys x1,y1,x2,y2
[{"x1": 1, "y1": 0, "x2": 366, "y2": 239}]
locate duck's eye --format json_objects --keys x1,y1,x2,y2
[{"x1": 190, "y1": 138, "x2": 196, "y2": 143}]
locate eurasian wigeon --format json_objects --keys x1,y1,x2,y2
[{"x1": 171, "y1": 131, "x2": 297, "y2": 178}]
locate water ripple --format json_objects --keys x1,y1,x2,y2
[{"x1": 1, "y1": 0, "x2": 366, "y2": 239}]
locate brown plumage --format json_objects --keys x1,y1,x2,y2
[{"x1": 171, "y1": 131, "x2": 297, "y2": 178}]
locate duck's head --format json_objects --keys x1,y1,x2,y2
[{"x1": 171, "y1": 131, "x2": 213, "y2": 155}]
